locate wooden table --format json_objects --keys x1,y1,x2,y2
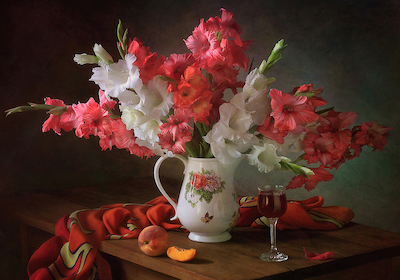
[{"x1": 2, "y1": 177, "x2": 400, "y2": 279}]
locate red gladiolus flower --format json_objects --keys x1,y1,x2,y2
[
  {"x1": 318, "y1": 111, "x2": 357, "y2": 152},
  {"x1": 287, "y1": 166, "x2": 333, "y2": 191},
  {"x1": 206, "y1": 8, "x2": 242, "y2": 48},
  {"x1": 256, "y1": 115, "x2": 287, "y2": 144},
  {"x1": 191, "y1": 93, "x2": 213, "y2": 124},
  {"x1": 354, "y1": 121, "x2": 392, "y2": 151},
  {"x1": 303, "y1": 133, "x2": 343, "y2": 167},
  {"x1": 174, "y1": 65, "x2": 213, "y2": 124},
  {"x1": 270, "y1": 89, "x2": 319, "y2": 132},
  {"x1": 127, "y1": 38, "x2": 165, "y2": 84},
  {"x1": 161, "y1": 53, "x2": 196, "y2": 82}
]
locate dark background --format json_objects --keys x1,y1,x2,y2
[{"x1": 1, "y1": 0, "x2": 399, "y2": 277}]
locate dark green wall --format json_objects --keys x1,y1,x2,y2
[{"x1": 1, "y1": 0, "x2": 399, "y2": 236}]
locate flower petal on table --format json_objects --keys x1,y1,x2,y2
[{"x1": 303, "y1": 247, "x2": 334, "y2": 260}]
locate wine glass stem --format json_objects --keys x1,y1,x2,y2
[{"x1": 268, "y1": 217, "x2": 279, "y2": 252}]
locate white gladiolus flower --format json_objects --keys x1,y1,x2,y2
[
  {"x1": 121, "y1": 105, "x2": 163, "y2": 155},
  {"x1": 204, "y1": 131, "x2": 258, "y2": 164},
  {"x1": 93, "y1": 43, "x2": 113, "y2": 65},
  {"x1": 220, "y1": 92, "x2": 254, "y2": 137},
  {"x1": 121, "y1": 106, "x2": 160, "y2": 141},
  {"x1": 243, "y1": 68, "x2": 274, "y2": 97},
  {"x1": 73, "y1": 53, "x2": 98, "y2": 65},
  {"x1": 135, "y1": 76, "x2": 174, "y2": 119},
  {"x1": 120, "y1": 106, "x2": 144, "y2": 130},
  {"x1": 133, "y1": 117, "x2": 161, "y2": 144},
  {"x1": 90, "y1": 54, "x2": 143, "y2": 108},
  {"x1": 242, "y1": 68, "x2": 274, "y2": 125},
  {"x1": 204, "y1": 94, "x2": 259, "y2": 163},
  {"x1": 247, "y1": 140, "x2": 281, "y2": 173}
]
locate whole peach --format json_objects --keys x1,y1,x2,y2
[{"x1": 138, "y1": 225, "x2": 170, "y2": 256}]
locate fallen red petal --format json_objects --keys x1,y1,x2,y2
[{"x1": 303, "y1": 247, "x2": 334, "y2": 260}]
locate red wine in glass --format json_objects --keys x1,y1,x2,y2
[
  {"x1": 257, "y1": 190, "x2": 287, "y2": 218},
  {"x1": 257, "y1": 185, "x2": 288, "y2": 262}
]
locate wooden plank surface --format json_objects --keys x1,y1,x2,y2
[{"x1": 2, "y1": 177, "x2": 400, "y2": 280}]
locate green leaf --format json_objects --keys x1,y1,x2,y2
[
  {"x1": 117, "y1": 20, "x2": 124, "y2": 43},
  {"x1": 157, "y1": 75, "x2": 178, "y2": 84}
]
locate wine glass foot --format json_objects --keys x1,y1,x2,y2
[{"x1": 260, "y1": 251, "x2": 289, "y2": 262}]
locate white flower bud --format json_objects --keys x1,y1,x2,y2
[
  {"x1": 300, "y1": 167, "x2": 315, "y2": 176},
  {"x1": 93, "y1": 43, "x2": 113, "y2": 65},
  {"x1": 73, "y1": 53, "x2": 98, "y2": 65}
]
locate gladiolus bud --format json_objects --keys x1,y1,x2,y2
[
  {"x1": 93, "y1": 43, "x2": 114, "y2": 65},
  {"x1": 300, "y1": 167, "x2": 315, "y2": 177},
  {"x1": 259, "y1": 39, "x2": 287, "y2": 75},
  {"x1": 73, "y1": 53, "x2": 98, "y2": 65}
]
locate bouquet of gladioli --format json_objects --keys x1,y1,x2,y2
[{"x1": 6, "y1": 9, "x2": 392, "y2": 191}]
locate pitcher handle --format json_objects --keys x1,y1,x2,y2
[{"x1": 154, "y1": 154, "x2": 188, "y2": 221}]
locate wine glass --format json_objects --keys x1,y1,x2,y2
[{"x1": 257, "y1": 184, "x2": 288, "y2": 262}]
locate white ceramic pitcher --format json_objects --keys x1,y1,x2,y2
[{"x1": 154, "y1": 155, "x2": 243, "y2": 243}]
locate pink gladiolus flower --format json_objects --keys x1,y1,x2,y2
[
  {"x1": 42, "y1": 97, "x2": 76, "y2": 135},
  {"x1": 99, "y1": 134, "x2": 115, "y2": 151},
  {"x1": 112, "y1": 118, "x2": 136, "y2": 150},
  {"x1": 73, "y1": 97, "x2": 113, "y2": 139},
  {"x1": 270, "y1": 89, "x2": 319, "y2": 131},
  {"x1": 287, "y1": 166, "x2": 333, "y2": 191},
  {"x1": 354, "y1": 121, "x2": 392, "y2": 151},
  {"x1": 99, "y1": 90, "x2": 117, "y2": 111},
  {"x1": 184, "y1": 19, "x2": 224, "y2": 69},
  {"x1": 158, "y1": 129, "x2": 192, "y2": 154},
  {"x1": 159, "y1": 108, "x2": 193, "y2": 141},
  {"x1": 129, "y1": 143, "x2": 155, "y2": 159},
  {"x1": 111, "y1": 118, "x2": 154, "y2": 158}
]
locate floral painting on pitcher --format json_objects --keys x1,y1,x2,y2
[{"x1": 185, "y1": 169, "x2": 225, "y2": 207}]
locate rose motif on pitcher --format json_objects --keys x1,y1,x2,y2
[{"x1": 185, "y1": 168, "x2": 225, "y2": 207}]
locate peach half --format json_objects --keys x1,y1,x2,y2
[{"x1": 167, "y1": 246, "x2": 197, "y2": 262}]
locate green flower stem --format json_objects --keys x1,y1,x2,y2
[
  {"x1": 316, "y1": 107, "x2": 334, "y2": 115},
  {"x1": 5, "y1": 103, "x2": 67, "y2": 117},
  {"x1": 185, "y1": 142, "x2": 197, "y2": 158},
  {"x1": 292, "y1": 153, "x2": 305, "y2": 164},
  {"x1": 186, "y1": 122, "x2": 213, "y2": 158}
]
